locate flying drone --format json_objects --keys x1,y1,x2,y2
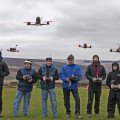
[
  {"x1": 77, "y1": 43, "x2": 92, "y2": 49},
  {"x1": 24, "y1": 17, "x2": 53, "y2": 26},
  {"x1": 110, "y1": 44, "x2": 120, "y2": 53},
  {"x1": 7, "y1": 45, "x2": 19, "y2": 52}
]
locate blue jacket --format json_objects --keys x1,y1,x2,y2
[
  {"x1": 16, "y1": 68, "x2": 37, "y2": 92},
  {"x1": 38, "y1": 64, "x2": 59, "y2": 90},
  {"x1": 60, "y1": 64, "x2": 82, "y2": 89}
]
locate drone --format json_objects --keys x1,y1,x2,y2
[
  {"x1": 7, "y1": 45, "x2": 19, "y2": 52},
  {"x1": 110, "y1": 44, "x2": 120, "y2": 53},
  {"x1": 24, "y1": 17, "x2": 53, "y2": 26},
  {"x1": 77, "y1": 43, "x2": 92, "y2": 49}
]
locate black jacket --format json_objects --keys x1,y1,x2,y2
[
  {"x1": 0, "y1": 60, "x2": 9, "y2": 86},
  {"x1": 106, "y1": 71, "x2": 120, "y2": 89},
  {"x1": 85, "y1": 64, "x2": 106, "y2": 86},
  {"x1": 106, "y1": 62, "x2": 120, "y2": 89},
  {"x1": 37, "y1": 64, "x2": 59, "y2": 90},
  {"x1": 16, "y1": 68, "x2": 37, "y2": 92}
]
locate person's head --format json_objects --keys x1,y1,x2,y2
[
  {"x1": 0, "y1": 51, "x2": 3, "y2": 60},
  {"x1": 46, "y1": 57, "x2": 52, "y2": 66},
  {"x1": 24, "y1": 60, "x2": 32, "y2": 69},
  {"x1": 112, "y1": 62, "x2": 119, "y2": 71},
  {"x1": 0, "y1": 51, "x2": 2, "y2": 55},
  {"x1": 93, "y1": 55, "x2": 100, "y2": 63},
  {"x1": 67, "y1": 54, "x2": 74, "y2": 65}
]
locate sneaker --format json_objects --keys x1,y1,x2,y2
[
  {"x1": 23, "y1": 114, "x2": 28, "y2": 117},
  {"x1": 76, "y1": 113, "x2": 83, "y2": 119},
  {"x1": 107, "y1": 115, "x2": 115, "y2": 119},
  {"x1": 0, "y1": 112, "x2": 3, "y2": 117},
  {"x1": 95, "y1": 113, "x2": 99, "y2": 116},
  {"x1": 13, "y1": 114, "x2": 18, "y2": 118},
  {"x1": 65, "y1": 114, "x2": 70, "y2": 118},
  {"x1": 87, "y1": 114, "x2": 92, "y2": 118}
]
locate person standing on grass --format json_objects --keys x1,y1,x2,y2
[
  {"x1": 13, "y1": 60, "x2": 37, "y2": 117},
  {"x1": 106, "y1": 62, "x2": 120, "y2": 119},
  {"x1": 37, "y1": 57, "x2": 59, "y2": 118},
  {"x1": 85, "y1": 55, "x2": 106, "y2": 118},
  {"x1": 0, "y1": 51, "x2": 9, "y2": 117},
  {"x1": 60, "y1": 54, "x2": 83, "y2": 119}
]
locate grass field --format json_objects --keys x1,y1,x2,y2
[{"x1": 1, "y1": 87, "x2": 120, "y2": 120}]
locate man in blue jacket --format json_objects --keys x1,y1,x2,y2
[
  {"x1": 60, "y1": 54, "x2": 83, "y2": 119},
  {"x1": 13, "y1": 60, "x2": 37, "y2": 117},
  {"x1": 37, "y1": 57, "x2": 59, "y2": 118}
]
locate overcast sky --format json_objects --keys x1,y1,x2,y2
[{"x1": 0, "y1": 0, "x2": 120, "y2": 60}]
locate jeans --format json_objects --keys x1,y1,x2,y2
[
  {"x1": 87, "y1": 85, "x2": 101, "y2": 114},
  {"x1": 13, "y1": 90, "x2": 31, "y2": 116},
  {"x1": 41, "y1": 89, "x2": 58, "y2": 117},
  {"x1": 63, "y1": 88, "x2": 80, "y2": 115}
]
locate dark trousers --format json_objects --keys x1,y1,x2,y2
[
  {"x1": 107, "y1": 90, "x2": 120, "y2": 117},
  {"x1": 0, "y1": 88, "x2": 2, "y2": 112},
  {"x1": 63, "y1": 88, "x2": 80, "y2": 115},
  {"x1": 87, "y1": 85, "x2": 101, "y2": 114}
]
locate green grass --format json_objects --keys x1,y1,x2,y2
[{"x1": 1, "y1": 87, "x2": 120, "y2": 120}]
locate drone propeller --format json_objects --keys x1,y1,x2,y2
[
  {"x1": 23, "y1": 22, "x2": 35, "y2": 23},
  {"x1": 46, "y1": 21, "x2": 53, "y2": 22}
]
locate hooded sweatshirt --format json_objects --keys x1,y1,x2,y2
[
  {"x1": 85, "y1": 55, "x2": 106, "y2": 86},
  {"x1": 106, "y1": 62, "x2": 120, "y2": 88}
]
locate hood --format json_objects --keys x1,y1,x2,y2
[{"x1": 112, "y1": 62, "x2": 119, "y2": 71}]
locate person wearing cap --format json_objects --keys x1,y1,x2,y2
[
  {"x1": 60, "y1": 54, "x2": 83, "y2": 119},
  {"x1": 0, "y1": 51, "x2": 9, "y2": 117},
  {"x1": 106, "y1": 62, "x2": 120, "y2": 118},
  {"x1": 85, "y1": 55, "x2": 106, "y2": 117},
  {"x1": 37, "y1": 57, "x2": 59, "y2": 118},
  {"x1": 13, "y1": 60, "x2": 37, "y2": 117}
]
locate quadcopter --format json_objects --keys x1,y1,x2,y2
[
  {"x1": 110, "y1": 44, "x2": 120, "y2": 53},
  {"x1": 77, "y1": 43, "x2": 92, "y2": 49},
  {"x1": 7, "y1": 45, "x2": 19, "y2": 52},
  {"x1": 24, "y1": 17, "x2": 53, "y2": 26}
]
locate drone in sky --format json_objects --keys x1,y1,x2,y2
[
  {"x1": 24, "y1": 17, "x2": 53, "y2": 26},
  {"x1": 77, "y1": 43, "x2": 92, "y2": 49},
  {"x1": 110, "y1": 44, "x2": 120, "y2": 53},
  {"x1": 7, "y1": 45, "x2": 19, "y2": 52}
]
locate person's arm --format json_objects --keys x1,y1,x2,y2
[
  {"x1": 37, "y1": 68, "x2": 44, "y2": 80},
  {"x1": 53, "y1": 69, "x2": 59, "y2": 81},
  {"x1": 85, "y1": 66, "x2": 93, "y2": 81},
  {"x1": 100, "y1": 66, "x2": 106, "y2": 81},
  {"x1": 60, "y1": 67, "x2": 68, "y2": 82},
  {"x1": 0, "y1": 62, "x2": 9, "y2": 77},
  {"x1": 16, "y1": 69, "x2": 23, "y2": 81},
  {"x1": 76, "y1": 66, "x2": 83, "y2": 81},
  {"x1": 106, "y1": 72, "x2": 112, "y2": 88}
]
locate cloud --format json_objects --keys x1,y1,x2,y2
[{"x1": 0, "y1": 0, "x2": 119, "y2": 60}]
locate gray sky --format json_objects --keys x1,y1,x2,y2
[{"x1": 0, "y1": 0, "x2": 120, "y2": 60}]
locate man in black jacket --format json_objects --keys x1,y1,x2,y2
[
  {"x1": 0, "y1": 51, "x2": 9, "y2": 117},
  {"x1": 106, "y1": 62, "x2": 120, "y2": 119},
  {"x1": 85, "y1": 55, "x2": 106, "y2": 117}
]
